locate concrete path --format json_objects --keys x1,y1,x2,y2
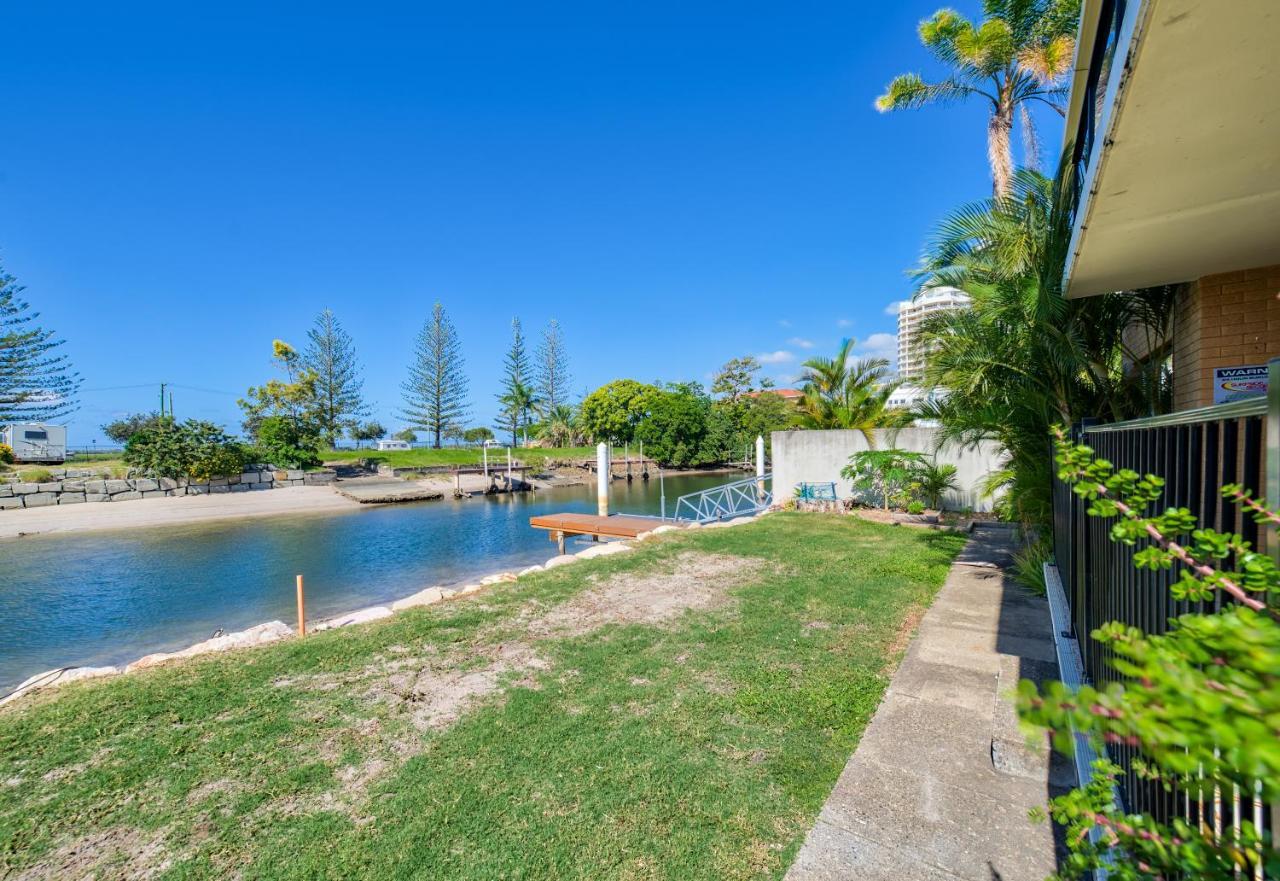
[{"x1": 785, "y1": 525, "x2": 1072, "y2": 881}]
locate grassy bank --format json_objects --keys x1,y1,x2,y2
[
  {"x1": 322, "y1": 445, "x2": 597, "y2": 469},
  {"x1": 0, "y1": 514, "x2": 965, "y2": 880}
]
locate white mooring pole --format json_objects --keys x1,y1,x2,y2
[
  {"x1": 597, "y1": 441, "x2": 610, "y2": 517},
  {"x1": 756, "y1": 434, "x2": 766, "y2": 501}
]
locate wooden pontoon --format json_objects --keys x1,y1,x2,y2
[{"x1": 528, "y1": 512, "x2": 662, "y2": 553}]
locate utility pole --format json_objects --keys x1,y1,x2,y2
[
  {"x1": 169, "y1": 391, "x2": 174, "y2": 420},
  {"x1": 159, "y1": 382, "x2": 167, "y2": 417}
]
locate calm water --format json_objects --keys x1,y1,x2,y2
[{"x1": 0, "y1": 473, "x2": 729, "y2": 691}]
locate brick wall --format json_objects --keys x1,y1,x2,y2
[{"x1": 1172, "y1": 264, "x2": 1280, "y2": 410}]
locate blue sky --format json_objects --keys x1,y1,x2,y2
[{"x1": 2, "y1": 1, "x2": 1063, "y2": 443}]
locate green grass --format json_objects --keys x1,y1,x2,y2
[
  {"x1": 322, "y1": 445, "x2": 597, "y2": 469},
  {"x1": 0, "y1": 514, "x2": 964, "y2": 880}
]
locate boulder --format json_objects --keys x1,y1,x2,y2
[
  {"x1": 208, "y1": 485, "x2": 230, "y2": 494},
  {"x1": 575, "y1": 542, "x2": 634, "y2": 559},
  {"x1": 187, "y1": 485, "x2": 210, "y2": 495},
  {"x1": 85, "y1": 494, "x2": 109, "y2": 503},
  {"x1": 543, "y1": 554, "x2": 579, "y2": 569},
  {"x1": 84, "y1": 479, "x2": 106, "y2": 493},
  {"x1": 518, "y1": 565, "x2": 544, "y2": 577},
  {"x1": 61, "y1": 480, "x2": 86, "y2": 492},
  {"x1": 390, "y1": 587, "x2": 447, "y2": 611},
  {"x1": 314, "y1": 606, "x2": 393, "y2": 631},
  {"x1": 133, "y1": 478, "x2": 159, "y2": 492},
  {"x1": 125, "y1": 621, "x2": 292, "y2": 673},
  {"x1": 455, "y1": 583, "x2": 484, "y2": 595},
  {"x1": 111, "y1": 491, "x2": 143, "y2": 501},
  {"x1": 105, "y1": 480, "x2": 130, "y2": 494},
  {"x1": 158, "y1": 477, "x2": 180, "y2": 491},
  {"x1": 240, "y1": 472, "x2": 260, "y2": 484},
  {"x1": 23, "y1": 493, "x2": 57, "y2": 507},
  {"x1": 13, "y1": 483, "x2": 38, "y2": 495},
  {"x1": 0, "y1": 666, "x2": 119, "y2": 707},
  {"x1": 479, "y1": 572, "x2": 518, "y2": 585},
  {"x1": 37, "y1": 482, "x2": 60, "y2": 492},
  {"x1": 0, "y1": 497, "x2": 22, "y2": 509},
  {"x1": 229, "y1": 484, "x2": 250, "y2": 493},
  {"x1": 209, "y1": 476, "x2": 229, "y2": 487},
  {"x1": 58, "y1": 493, "x2": 86, "y2": 505},
  {"x1": 0, "y1": 485, "x2": 11, "y2": 498}
]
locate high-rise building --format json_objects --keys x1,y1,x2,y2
[{"x1": 895, "y1": 286, "x2": 970, "y2": 383}]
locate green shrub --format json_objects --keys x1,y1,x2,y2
[
  {"x1": 1010, "y1": 538, "x2": 1050, "y2": 596},
  {"x1": 905, "y1": 500, "x2": 925, "y2": 515},
  {"x1": 19, "y1": 467, "x2": 53, "y2": 483},
  {"x1": 0, "y1": 442, "x2": 13, "y2": 464},
  {"x1": 255, "y1": 416, "x2": 321, "y2": 469},
  {"x1": 840, "y1": 449, "x2": 924, "y2": 511},
  {"x1": 124, "y1": 418, "x2": 247, "y2": 479}
]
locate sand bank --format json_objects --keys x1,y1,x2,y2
[{"x1": 0, "y1": 486, "x2": 361, "y2": 540}]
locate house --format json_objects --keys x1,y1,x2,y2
[
  {"x1": 1, "y1": 423, "x2": 68, "y2": 463},
  {"x1": 743, "y1": 388, "x2": 804, "y2": 402},
  {"x1": 376, "y1": 439, "x2": 411, "y2": 451},
  {"x1": 1062, "y1": 0, "x2": 1280, "y2": 409}
]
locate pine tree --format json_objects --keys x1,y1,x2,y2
[
  {"x1": 495, "y1": 317, "x2": 531, "y2": 445},
  {"x1": 0, "y1": 268, "x2": 80, "y2": 425},
  {"x1": 301, "y1": 309, "x2": 367, "y2": 446},
  {"x1": 402, "y1": 304, "x2": 470, "y2": 448},
  {"x1": 536, "y1": 319, "x2": 570, "y2": 413}
]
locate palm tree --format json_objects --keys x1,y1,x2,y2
[
  {"x1": 911, "y1": 459, "x2": 960, "y2": 510},
  {"x1": 916, "y1": 152, "x2": 1173, "y2": 525},
  {"x1": 498, "y1": 380, "x2": 541, "y2": 447},
  {"x1": 875, "y1": 1, "x2": 1079, "y2": 198},
  {"x1": 797, "y1": 339, "x2": 908, "y2": 442},
  {"x1": 541, "y1": 404, "x2": 579, "y2": 448}
]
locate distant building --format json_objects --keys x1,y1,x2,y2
[
  {"x1": 376, "y1": 439, "x2": 411, "y2": 451},
  {"x1": 744, "y1": 388, "x2": 804, "y2": 402},
  {"x1": 895, "y1": 286, "x2": 970, "y2": 383},
  {"x1": 1, "y1": 423, "x2": 67, "y2": 463}
]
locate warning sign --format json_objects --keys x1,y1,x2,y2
[{"x1": 1213, "y1": 365, "x2": 1269, "y2": 404}]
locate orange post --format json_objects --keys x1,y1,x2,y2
[{"x1": 296, "y1": 574, "x2": 306, "y2": 637}]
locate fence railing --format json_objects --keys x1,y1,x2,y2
[
  {"x1": 672, "y1": 473, "x2": 772, "y2": 524},
  {"x1": 1051, "y1": 362, "x2": 1277, "y2": 860}
]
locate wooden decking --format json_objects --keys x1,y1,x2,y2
[{"x1": 528, "y1": 512, "x2": 662, "y2": 552}]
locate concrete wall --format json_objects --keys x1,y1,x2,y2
[
  {"x1": 0, "y1": 468, "x2": 336, "y2": 509},
  {"x1": 771, "y1": 427, "x2": 1005, "y2": 512}
]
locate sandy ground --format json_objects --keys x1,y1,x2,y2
[{"x1": 0, "y1": 486, "x2": 361, "y2": 539}]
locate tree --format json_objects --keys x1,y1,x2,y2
[
  {"x1": 577, "y1": 380, "x2": 660, "y2": 444},
  {"x1": 442, "y1": 424, "x2": 465, "y2": 447},
  {"x1": 634, "y1": 385, "x2": 722, "y2": 468},
  {"x1": 495, "y1": 318, "x2": 531, "y2": 445},
  {"x1": 717, "y1": 391, "x2": 795, "y2": 457},
  {"x1": 711, "y1": 356, "x2": 762, "y2": 403},
  {"x1": 124, "y1": 417, "x2": 249, "y2": 479},
  {"x1": 536, "y1": 319, "x2": 571, "y2": 414},
  {"x1": 352, "y1": 421, "x2": 385, "y2": 448},
  {"x1": 257, "y1": 415, "x2": 322, "y2": 467},
  {"x1": 302, "y1": 309, "x2": 367, "y2": 446},
  {"x1": 393, "y1": 428, "x2": 417, "y2": 443},
  {"x1": 875, "y1": 1, "x2": 1080, "y2": 198},
  {"x1": 797, "y1": 339, "x2": 907, "y2": 440},
  {"x1": 238, "y1": 340, "x2": 325, "y2": 444},
  {"x1": 497, "y1": 380, "x2": 540, "y2": 447},
  {"x1": 540, "y1": 404, "x2": 580, "y2": 448},
  {"x1": 917, "y1": 157, "x2": 1173, "y2": 526},
  {"x1": 101, "y1": 412, "x2": 163, "y2": 444},
  {"x1": 911, "y1": 459, "x2": 960, "y2": 510},
  {"x1": 840, "y1": 449, "x2": 926, "y2": 510},
  {"x1": 401, "y1": 303, "x2": 470, "y2": 449},
  {"x1": 0, "y1": 268, "x2": 80, "y2": 425},
  {"x1": 462, "y1": 426, "x2": 494, "y2": 445}
]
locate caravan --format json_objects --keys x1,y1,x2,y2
[{"x1": 1, "y1": 423, "x2": 67, "y2": 463}]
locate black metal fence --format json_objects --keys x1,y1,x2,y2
[{"x1": 1051, "y1": 392, "x2": 1274, "y2": 856}]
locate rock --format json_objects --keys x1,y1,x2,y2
[
  {"x1": 124, "y1": 621, "x2": 293, "y2": 673},
  {"x1": 0, "y1": 497, "x2": 22, "y2": 509},
  {"x1": 57, "y1": 493, "x2": 86, "y2": 505},
  {"x1": 133, "y1": 478, "x2": 159, "y2": 492},
  {"x1": 141, "y1": 490, "x2": 165, "y2": 499},
  {"x1": 84, "y1": 479, "x2": 106, "y2": 493},
  {"x1": 187, "y1": 485, "x2": 209, "y2": 495},
  {"x1": 85, "y1": 494, "x2": 109, "y2": 503},
  {"x1": 227, "y1": 474, "x2": 242, "y2": 485},
  {"x1": 61, "y1": 480, "x2": 86, "y2": 492},
  {"x1": 208, "y1": 486, "x2": 230, "y2": 494},
  {"x1": 240, "y1": 472, "x2": 260, "y2": 484},
  {"x1": 111, "y1": 491, "x2": 143, "y2": 501},
  {"x1": 455, "y1": 583, "x2": 484, "y2": 595},
  {"x1": 391, "y1": 587, "x2": 447, "y2": 611},
  {"x1": 13, "y1": 483, "x2": 38, "y2": 495},
  {"x1": 37, "y1": 482, "x2": 60, "y2": 492},
  {"x1": 105, "y1": 480, "x2": 130, "y2": 493},
  {"x1": 0, "y1": 485, "x2": 10, "y2": 497},
  {"x1": 124, "y1": 651, "x2": 179, "y2": 672},
  {"x1": 543, "y1": 554, "x2": 579, "y2": 569},
  {"x1": 209, "y1": 476, "x2": 229, "y2": 487},
  {"x1": 158, "y1": 477, "x2": 180, "y2": 491},
  {"x1": 23, "y1": 493, "x2": 57, "y2": 507},
  {"x1": 229, "y1": 484, "x2": 250, "y2": 493},
  {"x1": 0, "y1": 666, "x2": 120, "y2": 707},
  {"x1": 314, "y1": 606, "x2": 393, "y2": 631},
  {"x1": 479, "y1": 572, "x2": 518, "y2": 585},
  {"x1": 518, "y1": 565, "x2": 544, "y2": 577},
  {"x1": 575, "y1": 542, "x2": 634, "y2": 559}
]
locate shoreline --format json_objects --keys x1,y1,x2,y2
[{"x1": 0, "y1": 486, "x2": 362, "y2": 540}]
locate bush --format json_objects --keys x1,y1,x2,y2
[
  {"x1": 255, "y1": 416, "x2": 321, "y2": 469},
  {"x1": 124, "y1": 418, "x2": 248, "y2": 479},
  {"x1": 906, "y1": 500, "x2": 925, "y2": 515},
  {"x1": 840, "y1": 449, "x2": 924, "y2": 511},
  {"x1": 20, "y1": 467, "x2": 53, "y2": 483},
  {"x1": 0, "y1": 442, "x2": 13, "y2": 464}
]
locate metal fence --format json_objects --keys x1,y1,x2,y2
[{"x1": 1051, "y1": 366, "x2": 1276, "y2": 860}]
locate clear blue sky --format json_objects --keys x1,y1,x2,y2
[{"x1": 2, "y1": 1, "x2": 1062, "y2": 444}]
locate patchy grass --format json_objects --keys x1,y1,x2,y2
[
  {"x1": 322, "y1": 445, "x2": 597, "y2": 469},
  {"x1": 0, "y1": 513, "x2": 964, "y2": 880}
]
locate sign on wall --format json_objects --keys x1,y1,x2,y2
[{"x1": 1213, "y1": 365, "x2": 1269, "y2": 404}]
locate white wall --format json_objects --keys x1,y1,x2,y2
[{"x1": 771, "y1": 427, "x2": 1004, "y2": 512}]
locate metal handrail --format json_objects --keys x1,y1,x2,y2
[
  {"x1": 1083, "y1": 396, "x2": 1267, "y2": 433},
  {"x1": 672, "y1": 473, "x2": 772, "y2": 524}
]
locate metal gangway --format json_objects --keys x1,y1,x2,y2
[{"x1": 671, "y1": 473, "x2": 772, "y2": 524}]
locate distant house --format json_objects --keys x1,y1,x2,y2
[
  {"x1": 376, "y1": 439, "x2": 411, "y2": 451},
  {"x1": 1, "y1": 423, "x2": 67, "y2": 463},
  {"x1": 744, "y1": 388, "x2": 804, "y2": 403}
]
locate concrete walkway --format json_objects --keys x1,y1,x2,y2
[{"x1": 785, "y1": 525, "x2": 1072, "y2": 881}]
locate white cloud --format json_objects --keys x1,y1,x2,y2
[
  {"x1": 883, "y1": 301, "x2": 905, "y2": 317},
  {"x1": 852, "y1": 332, "x2": 898, "y2": 365},
  {"x1": 836, "y1": 318, "x2": 852, "y2": 328},
  {"x1": 756, "y1": 350, "x2": 795, "y2": 365},
  {"x1": 787, "y1": 337, "x2": 815, "y2": 349}
]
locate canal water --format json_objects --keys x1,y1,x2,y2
[{"x1": 0, "y1": 473, "x2": 731, "y2": 691}]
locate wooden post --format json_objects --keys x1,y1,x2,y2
[
  {"x1": 596, "y1": 442, "x2": 609, "y2": 516},
  {"x1": 296, "y1": 574, "x2": 306, "y2": 637}
]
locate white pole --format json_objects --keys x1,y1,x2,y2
[
  {"x1": 660, "y1": 467, "x2": 666, "y2": 521},
  {"x1": 597, "y1": 441, "x2": 609, "y2": 516},
  {"x1": 756, "y1": 434, "x2": 766, "y2": 500},
  {"x1": 483, "y1": 442, "x2": 489, "y2": 478},
  {"x1": 507, "y1": 447, "x2": 512, "y2": 485}
]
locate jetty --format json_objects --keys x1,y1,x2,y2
[{"x1": 528, "y1": 512, "x2": 661, "y2": 553}]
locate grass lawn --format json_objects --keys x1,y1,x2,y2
[
  {"x1": 0, "y1": 513, "x2": 965, "y2": 880},
  {"x1": 322, "y1": 445, "x2": 598, "y2": 469}
]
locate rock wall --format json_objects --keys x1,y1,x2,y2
[{"x1": 0, "y1": 467, "x2": 337, "y2": 509}]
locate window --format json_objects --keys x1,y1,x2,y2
[{"x1": 23, "y1": 430, "x2": 48, "y2": 440}]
